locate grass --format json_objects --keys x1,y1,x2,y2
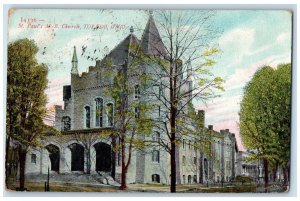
[
  {"x1": 6, "y1": 180, "x2": 123, "y2": 192},
  {"x1": 185, "y1": 185, "x2": 257, "y2": 193},
  {"x1": 7, "y1": 178, "x2": 286, "y2": 193}
]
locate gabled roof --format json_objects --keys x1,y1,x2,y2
[
  {"x1": 102, "y1": 33, "x2": 140, "y2": 66},
  {"x1": 100, "y1": 15, "x2": 167, "y2": 68},
  {"x1": 140, "y1": 15, "x2": 168, "y2": 56}
]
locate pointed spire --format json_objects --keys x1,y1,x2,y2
[
  {"x1": 71, "y1": 46, "x2": 79, "y2": 75},
  {"x1": 140, "y1": 11, "x2": 167, "y2": 56},
  {"x1": 72, "y1": 46, "x2": 78, "y2": 62}
]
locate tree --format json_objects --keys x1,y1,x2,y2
[
  {"x1": 99, "y1": 49, "x2": 155, "y2": 189},
  {"x1": 6, "y1": 38, "x2": 49, "y2": 191},
  {"x1": 239, "y1": 64, "x2": 291, "y2": 191},
  {"x1": 272, "y1": 64, "x2": 291, "y2": 185},
  {"x1": 133, "y1": 10, "x2": 224, "y2": 192}
]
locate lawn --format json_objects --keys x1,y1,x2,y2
[
  {"x1": 6, "y1": 178, "x2": 286, "y2": 193},
  {"x1": 6, "y1": 180, "x2": 123, "y2": 192}
]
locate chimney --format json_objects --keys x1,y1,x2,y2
[
  {"x1": 208, "y1": 125, "x2": 213, "y2": 130},
  {"x1": 63, "y1": 85, "x2": 71, "y2": 101}
]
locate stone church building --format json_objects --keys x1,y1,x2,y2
[{"x1": 24, "y1": 14, "x2": 238, "y2": 185}]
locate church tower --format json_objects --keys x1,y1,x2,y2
[{"x1": 71, "y1": 46, "x2": 79, "y2": 75}]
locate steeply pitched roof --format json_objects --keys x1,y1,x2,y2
[
  {"x1": 140, "y1": 15, "x2": 167, "y2": 56},
  {"x1": 101, "y1": 15, "x2": 168, "y2": 68},
  {"x1": 102, "y1": 33, "x2": 140, "y2": 66}
]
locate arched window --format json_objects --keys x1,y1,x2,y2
[
  {"x1": 183, "y1": 175, "x2": 186, "y2": 184},
  {"x1": 158, "y1": 84, "x2": 164, "y2": 99},
  {"x1": 134, "y1": 85, "x2": 140, "y2": 99},
  {"x1": 62, "y1": 116, "x2": 71, "y2": 131},
  {"x1": 84, "y1": 106, "x2": 91, "y2": 128},
  {"x1": 95, "y1": 98, "x2": 103, "y2": 127},
  {"x1": 152, "y1": 132, "x2": 160, "y2": 143},
  {"x1": 193, "y1": 175, "x2": 197, "y2": 183},
  {"x1": 189, "y1": 140, "x2": 191, "y2": 149},
  {"x1": 31, "y1": 154, "x2": 37, "y2": 164},
  {"x1": 204, "y1": 158, "x2": 208, "y2": 180},
  {"x1": 152, "y1": 150, "x2": 160, "y2": 163},
  {"x1": 182, "y1": 139, "x2": 185, "y2": 149},
  {"x1": 182, "y1": 155, "x2": 186, "y2": 165},
  {"x1": 134, "y1": 107, "x2": 140, "y2": 119},
  {"x1": 106, "y1": 103, "x2": 114, "y2": 127},
  {"x1": 152, "y1": 174, "x2": 160, "y2": 183}
]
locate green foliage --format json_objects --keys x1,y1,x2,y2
[
  {"x1": 239, "y1": 63, "x2": 291, "y2": 166},
  {"x1": 101, "y1": 54, "x2": 156, "y2": 152},
  {"x1": 202, "y1": 47, "x2": 219, "y2": 57},
  {"x1": 7, "y1": 38, "x2": 49, "y2": 150}
]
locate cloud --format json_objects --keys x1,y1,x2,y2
[
  {"x1": 8, "y1": 27, "x2": 26, "y2": 41},
  {"x1": 276, "y1": 32, "x2": 291, "y2": 44},
  {"x1": 197, "y1": 53, "x2": 291, "y2": 152},
  {"x1": 45, "y1": 75, "x2": 70, "y2": 108},
  {"x1": 224, "y1": 53, "x2": 291, "y2": 92},
  {"x1": 218, "y1": 28, "x2": 255, "y2": 64}
]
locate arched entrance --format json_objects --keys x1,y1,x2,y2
[
  {"x1": 45, "y1": 144, "x2": 60, "y2": 172},
  {"x1": 94, "y1": 142, "x2": 111, "y2": 172},
  {"x1": 188, "y1": 175, "x2": 192, "y2": 184},
  {"x1": 69, "y1": 143, "x2": 84, "y2": 171}
]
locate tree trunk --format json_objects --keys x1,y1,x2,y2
[
  {"x1": 170, "y1": 107, "x2": 176, "y2": 193},
  {"x1": 5, "y1": 135, "x2": 11, "y2": 186},
  {"x1": 18, "y1": 149, "x2": 27, "y2": 191},
  {"x1": 272, "y1": 162, "x2": 278, "y2": 182},
  {"x1": 170, "y1": 133, "x2": 176, "y2": 193},
  {"x1": 120, "y1": 136, "x2": 127, "y2": 190},
  {"x1": 283, "y1": 166, "x2": 289, "y2": 186},
  {"x1": 263, "y1": 159, "x2": 269, "y2": 192}
]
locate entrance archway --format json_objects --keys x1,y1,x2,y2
[
  {"x1": 94, "y1": 142, "x2": 111, "y2": 172},
  {"x1": 45, "y1": 144, "x2": 60, "y2": 172},
  {"x1": 69, "y1": 143, "x2": 84, "y2": 171}
]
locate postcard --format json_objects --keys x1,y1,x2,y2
[{"x1": 5, "y1": 9, "x2": 292, "y2": 193}]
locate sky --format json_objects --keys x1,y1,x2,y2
[{"x1": 7, "y1": 9, "x2": 292, "y2": 151}]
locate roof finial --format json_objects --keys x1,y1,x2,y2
[{"x1": 130, "y1": 26, "x2": 134, "y2": 33}]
